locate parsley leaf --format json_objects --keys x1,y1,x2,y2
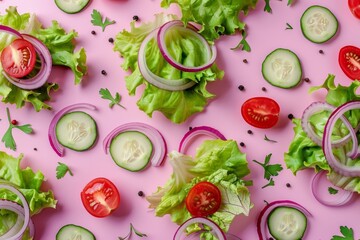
[
  {"x1": 262, "y1": 178, "x2": 275, "y2": 189},
  {"x1": 331, "y1": 226, "x2": 355, "y2": 240},
  {"x1": 287, "y1": 0, "x2": 294, "y2": 6},
  {"x1": 1, "y1": 108, "x2": 33, "y2": 150},
  {"x1": 56, "y1": 162, "x2": 73, "y2": 179},
  {"x1": 264, "y1": 134, "x2": 277, "y2": 143},
  {"x1": 264, "y1": 0, "x2": 272, "y2": 13},
  {"x1": 286, "y1": 23, "x2": 293, "y2": 30},
  {"x1": 91, "y1": 9, "x2": 116, "y2": 32},
  {"x1": 254, "y1": 154, "x2": 283, "y2": 188},
  {"x1": 231, "y1": 30, "x2": 251, "y2": 52},
  {"x1": 99, "y1": 88, "x2": 125, "y2": 109},
  {"x1": 118, "y1": 223, "x2": 147, "y2": 240},
  {"x1": 328, "y1": 187, "x2": 339, "y2": 195}
]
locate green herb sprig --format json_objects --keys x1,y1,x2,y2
[
  {"x1": 264, "y1": 135, "x2": 277, "y2": 143},
  {"x1": 328, "y1": 187, "x2": 339, "y2": 195},
  {"x1": 231, "y1": 30, "x2": 251, "y2": 52},
  {"x1": 253, "y1": 153, "x2": 283, "y2": 189},
  {"x1": 56, "y1": 162, "x2": 73, "y2": 179},
  {"x1": 118, "y1": 223, "x2": 147, "y2": 240},
  {"x1": 264, "y1": 0, "x2": 272, "y2": 13},
  {"x1": 286, "y1": 23, "x2": 293, "y2": 30},
  {"x1": 99, "y1": 88, "x2": 125, "y2": 109},
  {"x1": 91, "y1": 9, "x2": 116, "y2": 32},
  {"x1": 331, "y1": 226, "x2": 355, "y2": 240}
]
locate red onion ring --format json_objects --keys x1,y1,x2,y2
[
  {"x1": 138, "y1": 29, "x2": 196, "y2": 91},
  {"x1": 103, "y1": 122, "x2": 167, "y2": 167},
  {"x1": 0, "y1": 183, "x2": 31, "y2": 240},
  {"x1": 0, "y1": 25, "x2": 23, "y2": 38},
  {"x1": 48, "y1": 103, "x2": 97, "y2": 157},
  {"x1": 301, "y1": 102, "x2": 358, "y2": 153},
  {"x1": 2, "y1": 34, "x2": 52, "y2": 90},
  {"x1": 157, "y1": 20, "x2": 217, "y2": 72},
  {"x1": 257, "y1": 200, "x2": 311, "y2": 240},
  {"x1": 173, "y1": 217, "x2": 226, "y2": 240},
  {"x1": 323, "y1": 101, "x2": 360, "y2": 177},
  {"x1": 311, "y1": 171, "x2": 354, "y2": 207},
  {"x1": 178, "y1": 126, "x2": 226, "y2": 154}
]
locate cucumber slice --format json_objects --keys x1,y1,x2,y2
[
  {"x1": 300, "y1": 5, "x2": 338, "y2": 44},
  {"x1": 55, "y1": 111, "x2": 97, "y2": 152},
  {"x1": 56, "y1": 224, "x2": 95, "y2": 240},
  {"x1": 110, "y1": 131, "x2": 153, "y2": 172},
  {"x1": 262, "y1": 48, "x2": 302, "y2": 89},
  {"x1": 268, "y1": 207, "x2": 307, "y2": 240},
  {"x1": 55, "y1": 0, "x2": 90, "y2": 14}
]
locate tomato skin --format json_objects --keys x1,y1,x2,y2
[
  {"x1": 349, "y1": 0, "x2": 360, "y2": 19},
  {"x1": 339, "y1": 46, "x2": 360, "y2": 80},
  {"x1": 1, "y1": 39, "x2": 36, "y2": 78},
  {"x1": 241, "y1": 97, "x2": 280, "y2": 129},
  {"x1": 80, "y1": 177, "x2": 120, "y2": 218},
  {"x1": 185, "y1": 182, "x2": 221, "y2": 217}
]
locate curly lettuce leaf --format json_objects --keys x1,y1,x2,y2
[
  {"x1": 114, "y1": 13, "x2": 224, "y2": 123},
  {"x1": 284, "y1": 74, "x2": 360, "y2": 193},
  {"x1": 161, "y1": 0, "x2": 258, "y2": 43},
  {"x1": 0, "y1": 7, "x2": 87, "y2": 111},
  {"x1": 146, "y1": 140, "x2": 251, "y2": 237}
]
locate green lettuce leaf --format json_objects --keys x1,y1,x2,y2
[
  {"x1": 114, "y1": 13, "x2": 224, "y2": 123},
  {"x1": 146, "y1": 140, "x2": 252, "y2": 237},
  {"x1": 284, "y1": 74, "x2": 360, "y2": 193},
  {"x1": 161, "y1": 0, "x2": 258, "y2": 43},
  {"x1": 0, "y1": 6, "x2": 87, "y2": 111}
]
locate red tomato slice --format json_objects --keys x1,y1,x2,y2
[
  {"x1": 185, "y1": 182, "x2": 221, "y2": 217},
  {"x1": 349, "y1": 0, "x2": 360, "y2": 19},
  {"x1": 1, "y1": 39, "x2": 36, "y2": 78},
  {"x1": 241, "y1": 97, "x2": 280, "y2": 129},
  {"x1": 339, "y1": 46, "x2": 360, "y2": 81},
  {"x1": 81, "y1": 177, "x2": 120, "y2": 218}
]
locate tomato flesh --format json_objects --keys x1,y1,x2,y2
[
  {"x1": 81, "y1": 177, "x2": 120, "y2": 218},
  {"x1": 185, "y1": 182, "x2": 221, "y2": 217},
  {"x1": 339, "y1": 46, "x2": 360, "y2": 80},
  {"x1": 349, "y1": 0, "x2": 360, "y2": 19},
  {"x1": 241, "y1": 97, "x2": 280, "y2": 129},
  {"x1": 1, "y1": 39, "x2": 36, "y2": 78}
]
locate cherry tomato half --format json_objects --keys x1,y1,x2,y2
[
  {"x1": 80, "y1": 177, "x2": 120, "y2": 218},
  {"x1": 0, "y1": 39, "x2": 36, "y2": 78},
  {"x1": 339, "y1": 46, "x2": 360, "y2": 80},
  {"x1": 241, "y1": 97, "x2": 280, "y2": 129},
  {"x1": 185, "y1": 182, "x2": 221, "y2": 217},
  {"x1": 349, "y1": 0, "x2": 360, "y2": 19}
]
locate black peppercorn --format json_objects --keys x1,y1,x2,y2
[
  {"x1": 288, "y1": 114, "x2": 294, "y2": 120},
  {"x1": 243, "y1": 59, "x2": 248, "y2": 64},
  {"x1": 138, "y1": 191, "x2": 144, "y2": 197},
  {"x1": 247, "y1": 130, "x2": 253, "y2": 135},
  {"x1": 304, "y1": 77, "x2": 310, "y2": 83},
  {"x1": 189, "y1": 126, "x2": 193, "y2": 131},
  {"x1": 133, "y1": 15, "x2": 139, "y2": 21},
  {"x1": 319, "y1": 49, "x2": 324, "y2": 54},
  {"x1": 108, "y1": 38, "x2": 114, "y2": 43},
  {"x1": 238, "y1": 85, "x2": 245, "y2": 91},
  {"x1": 286, "y1": 183, "x2": 291, "y2": 188},
  {"x1": 101, "y1": 70, "x2": 107, "y2": 76},
  {"x1": 91, "y1": 30, "x2": 96, "y2": 35},
  {"x1": 239, "y1": 142, "x2": 245, "y2": 147},
  {"x1": 261, "y1": 87, "x2": 267, "y2": 92},
  {"x1": 33, "y1": 148, "x2": 37, "y2": 151}
]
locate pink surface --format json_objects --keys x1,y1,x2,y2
[{"x1": 0, "y1": 0, "x2": 360, "y2": 239}]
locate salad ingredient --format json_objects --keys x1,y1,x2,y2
[
  {"x1": 133, "y1": 15, "x2": 140, "y2": 21},
  {"x1": 267, "y1": 207, "x2": 307, "y2": 240},
  {"x1": 173, "y1": 217, "x2": 226, "y2": 240},
  {"x1": 285, "y1": 23, "x2": 293, "y2": 30},
  {"x1": 2, "y1": 107, "x2": 33, "y2": 151},
  {"x1": 257, "y1": 200, "x2": 311, "y2": 240},
  {"x1": 238, "y1": 85, "x2": 245, "y2": 91},
  {"x1": 349, "y1": 0, "x2": 360, "y2": 19},
  {"x1": 55, "y1": 111, "x2": 98, "y2": 152},
  {"x1": 80, "y1": 177, "x2": 120, "y2": 218},
  {"x1": 240, "y1": 142, "x2": 245, "y2": 147},
  {"x1": 138, "y1": 191, "x2": 144, "y2": 197},
  {"x1": 56, "y1": 162, "x2": 73, "y2": 179},
  {"x1": 286, "y1": 183, "x2": 291, "y2": 188},
  {"x1": 110, "y1": 131, "x2": 153, "y2": 172},
  {"x1": 328, "y1": 187, "x2": 339, "y2": 195},
  {"x1": 264, "y1": 135, "x2": 277, "y2": 143},
  {"x1": 253, "y1": 154, "x2": 283, "y2": 189},
  {"x1": 331, "y1": 226, "x2": 355, "y2": 240},
  {"x1": 262, "y1": 48, "x2": 302, "y2": 89},
  {"x1": 338, "y1": 46, "x2": 360, "y2": 80},
  {"x1": 185, "y1": 182, "x2": 221, "y2": 217},
  {"x1": 300, "y1": 5, "x2": 338, "y2": 43},
  {"x1": 264, "y1": 0, "x2": 272, "y2": 13},
  {"x1": 91, "y1": 30, "x2": 96, "y2": 35},
  {"x1": 1, "y1": 38, "x2": 36, "y2": 78},
  {"x1": 178, "y1": 126, "x2": 226, "y2": 153},
  {"x1": 103, "y1": 122, "x2": 166, "y2": 167},
  {"x1": 241, "y1": 97, "x2": 280, "y2": 129},
  {"x1": 288, "y1": 114, "x2": 294, "y2": 120},
  {"x1": 108, "y1": 38, "x2": 114, "y2": 43},
  {"x1": 55, "y1": 0, "x2": 90, "y2": 14},
  {"x1": 101, "y1": 70, "x2": 107, "y2": 76},
  {"x1": 114, "y1": 13, "x2": 223, "y2": 123},
  {"x1": 48, "y1": 103, "x2": 96, "y2": 157},
  {"x1": 243, "y1": 59, "x2": 248, "y2": 64},
  {"x1": 99, "y1": 88, "x2": 125, "y2": 109},
  {"x1": 157, "y1": 20, "x2": 217, "y2": 72},
  {"x1": 146, "y1": 139, "x2": 251, "y2": 239},
  {"x1": 319, "y1": 49, "x2": 324, "y2": 54},
  {"x1": 56, "y1": 224, "x2": 95, "y2": 240},
  {"x1": 118, "y1": 223, "x2": 147, "y2": 240},
  {"x1": 91, "y1": 9, "x2": 116, "y2": 32}
]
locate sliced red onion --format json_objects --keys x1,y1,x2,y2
[
  {"x1": 103, "y1": 122, "x2": 167, "y2": 167},
  {"x1": 173, "y1": 217, "x2": 226, "y2": 240},
  {"x1": 2, "y1": 34, "x2": 52, "y2": 90},
  {"x1": 311, "y1": 171, "x2": 354, "y2": 207},
  {"x1": 157, "y1": 20, "x2": 217, "y2": 72},
  {"x1": 0, "y1": 183, "x2": 31, "y2": 240},
  {"x1": 323, "y1": 101, "x2": 360, "y2": 177},
  {"x1": 48, "y1": 103, "x2": 96, "y2": 157},
  {"x1": 178, "y1": 126, "x2": 226, "y2": 154},
  {"x1": 301, "y1": 102, "x2": 357, "y2": 153},
  {"x1": 257, "y1": 200, "x2": 311, "y2": 240},
  {"x1": 138, "y1": 29, "x2": 196, "y2": 91},
  {"x1": 0, "y1": 25, "x2": 23, "y2": 38}
]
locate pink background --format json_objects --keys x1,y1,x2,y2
[{"x1": 1, "y1": 0, "x2": 360, "y2": 239}]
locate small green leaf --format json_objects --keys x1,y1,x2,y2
[
  {"x1": 264, "y1": 0, "x2": 272, "y2": 13},
  {"x1": 231, "y1": 30, "x2": 251, "y2": 52},
  {"x1": 287, "y1": 0, "x2": 294, "y2": 6},
  {"x1": 91, "y1": 9, "x2": 116, "y2": 32},
  {"x1": 56, "y1": 162, "x2": 73, "y2": 179},
  {"x1": 15, "y1": 124, "x2": 33, "y2": 134},
  {"x1": 328, "y1": 187, "x2": 339, "y2": 195},
  {"x1": 131, "y1": 223, "x2": 147, "y2": 237},
  {"x1": 286, "y1": 23, "x2": 293, "y2": 30},
  {"x1": 264, "y1": 134, "x2": 277, "y2": 143},
  {"x1": 331, "y1": 226, "x2": 355, "y2": 240},
  {"x1": 99, "y1": 88, "x2": 125, "y2": 109},
  {"x1": 253, "y1": 153, "x2": 283, "y2": 185},
  {"x1": 262, "y1": 178, "x2": 275, "y2": 189}
]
